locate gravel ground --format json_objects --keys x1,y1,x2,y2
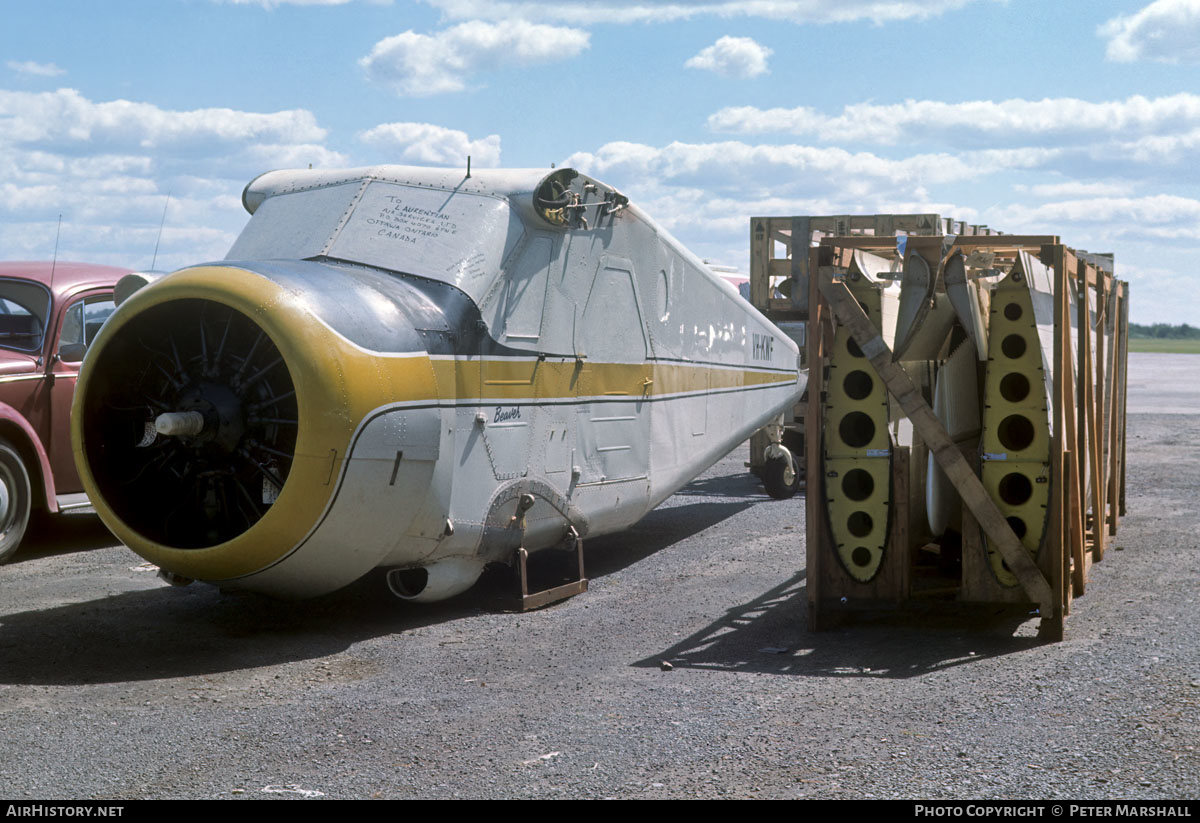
[{"x1": 0, "y1": 351, "x2": 1196, "y2": 800}]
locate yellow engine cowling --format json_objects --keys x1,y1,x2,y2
[{"x1": 72, "y1": 263, "x2": 456, "y2": 597}]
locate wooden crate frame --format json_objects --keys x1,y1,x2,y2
[
  {"x1": 749, "y1": 214, "x2": 1001, "y2": 315},
  {"x1": 746, "y1": 214, "x2": 999, "y2": 475}
]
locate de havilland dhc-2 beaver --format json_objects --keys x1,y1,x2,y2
[{"x1": 70, "y1": 164, "x2": 806, "y2": 603}]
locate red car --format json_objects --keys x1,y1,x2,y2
[{"x1": 0, "y1": 261, "x2": 128, "y2": 562}]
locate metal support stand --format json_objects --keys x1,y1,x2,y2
[{"x1": 516, "y1": 529, "x2": 588, "y2": 611}]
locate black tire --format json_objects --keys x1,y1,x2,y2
[
  {"x1": 0, "y1": 441, "x2": 31, "y2": 564},
  {"x1": 763, "y1": 452, "x2": 800, "y2": 500}
]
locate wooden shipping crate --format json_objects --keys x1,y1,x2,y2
[{"x1": 803, "y1": 234, "x2": 1128, "y2": 640}]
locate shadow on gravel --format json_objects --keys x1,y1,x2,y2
[
  {"x1": 8, "y1": 511, "x2": 118, "y2": 564},
  {"x1": 0, "y1": 480, "x2": 754, "y2": 686},
  {"x1": 0, "y1": 570, "x2": 486, "y2": 685},
  {"x1": 669, "y1": 470, "x2": 773, "y2": 500},
  {"x1": 635, "y1": 574, "x2": 1046, "y2": 679},
  {"x1": 582, "y1": 499, "x2": 754, "y2": 577}
]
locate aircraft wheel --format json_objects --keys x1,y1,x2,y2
[
  {"x1": 763, "y1": 452, "x2": 800, "y2": 500},
  {"x1": 0, "y1": 441, "x2": 31, "y2": 564}
]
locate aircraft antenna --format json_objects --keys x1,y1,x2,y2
[
  {"x1": 466, "y1": 155, "x2": 471, "y2": 179},
  {"x1": 151, "y1": 192, "x2": 171, "y2": 271}
]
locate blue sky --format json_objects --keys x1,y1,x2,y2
[{"x1": 2, "y1": 0, "x2": 1199, "y2": 323}]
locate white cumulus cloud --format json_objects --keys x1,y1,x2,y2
[
  {"x1": 360, "y1": 20, "x2": 589, "y2": 96},
  {"x1": 1099, "y1": 0, "x2": 1200, "y2": 63},
  {"x1": 685, "y1": 36, "x2": 772, "y2": 78},
  {"x1": 0, "y1": 88, "x2": 327, "y2": 149},
  {"x1": 1111, "y1": 126, "x2": 1200, "y2": 166},
  {"x1": 359, "y1": 122, "x2": 502, "y2": 166},
  {"x1": 6, "y1": 61, "x2": 66, "y2": 77},
  {"x1": 707, "y1": 94, "x2": 1200, "y2": 146},
  {"x1": 0, "y1": 88, "x2": 345, "y2": 270},
  {"x1": 1017, "y1": 181, "x2": 1130, "y2": 200},
  {"x1": 566, "y1": 140, "x2": 1054, "y2": 197},
  {"x1": 420, "y1": 0, "x2": 982, "y2": 25},
  {"x1": 996, "y1": 195, "x2": 1200, "y2": 238}
]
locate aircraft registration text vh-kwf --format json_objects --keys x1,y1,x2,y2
[{"x1": 71, "y1": 165, "x2": 806, "y2": 602}]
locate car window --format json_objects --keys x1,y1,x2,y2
[
  {"x1": 84, "y1": 298, "x2": 115, "y2": 346},
  {"x1": 0, "y1": 279, "x2": 51, "y2": 353},
  {"x1": 60, "y1": 295, "x2": 115, "y2": 352}
]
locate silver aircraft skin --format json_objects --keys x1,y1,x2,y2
[{"x1": 72, "y1": 165, "x2": 805, "y2": 601}]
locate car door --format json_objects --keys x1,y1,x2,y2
[{"x1": 48, "y1": 291, "x2": 115, "y2": 493}]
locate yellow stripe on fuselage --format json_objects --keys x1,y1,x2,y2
[{"x1": 430, "y1": 357, "x2": 795, "y2": 405}]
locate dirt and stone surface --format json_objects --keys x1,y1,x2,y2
[{"x1": 0, "y1": 351, "x2": 1196, "y2": 800}]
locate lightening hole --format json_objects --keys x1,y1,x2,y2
[
  {"x1": 1007, "y1": 516, "x2": 1028, "y2": 540},
  {"x1": 839, "y1": 412, "x2": 876, "y2": 448},
  {"x1": 1000, "y1": 373, "x2": 1031, "y2": 403},
  {"x1": 997, "y1": 414, "x2": 1036, "y2": 451},
  {"x1": 843, "y1": 370, "x2": 874, "y2": 401},
  {"x1": 842, "y1": 469, "x2": 875, "y2": 501},
  {"x1": 1001, "y1": 334, "x2": 1027, "y2": 359},
  {"x1": 998, "y1": 472, "x2": 1033, "y2": 506},
  {"x1": 847, "y1": 511, "x2": 873, "y2": 538}
]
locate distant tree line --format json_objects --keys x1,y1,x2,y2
[{"x1": 1129, "y1": 323, "x2": 1200, "y2": 339}]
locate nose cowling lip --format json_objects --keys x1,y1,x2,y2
[{"x1": 73, "y1": 265, "x2": 355, "y2": 583}]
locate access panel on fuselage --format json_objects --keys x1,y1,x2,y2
[{"x1": 574, "y1": 257, "x2": 651, "y2": 484}]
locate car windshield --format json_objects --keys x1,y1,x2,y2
[{"x1": 0, "y1": 278, "x2": 51, "y2": 353}]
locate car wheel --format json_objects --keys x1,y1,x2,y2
[
  {"x1": 0, "y1": 441, "x2": 32, "y2": 564},
  {"x1": 763, "y1": 452, "x2": 800, "y2": 500}
]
